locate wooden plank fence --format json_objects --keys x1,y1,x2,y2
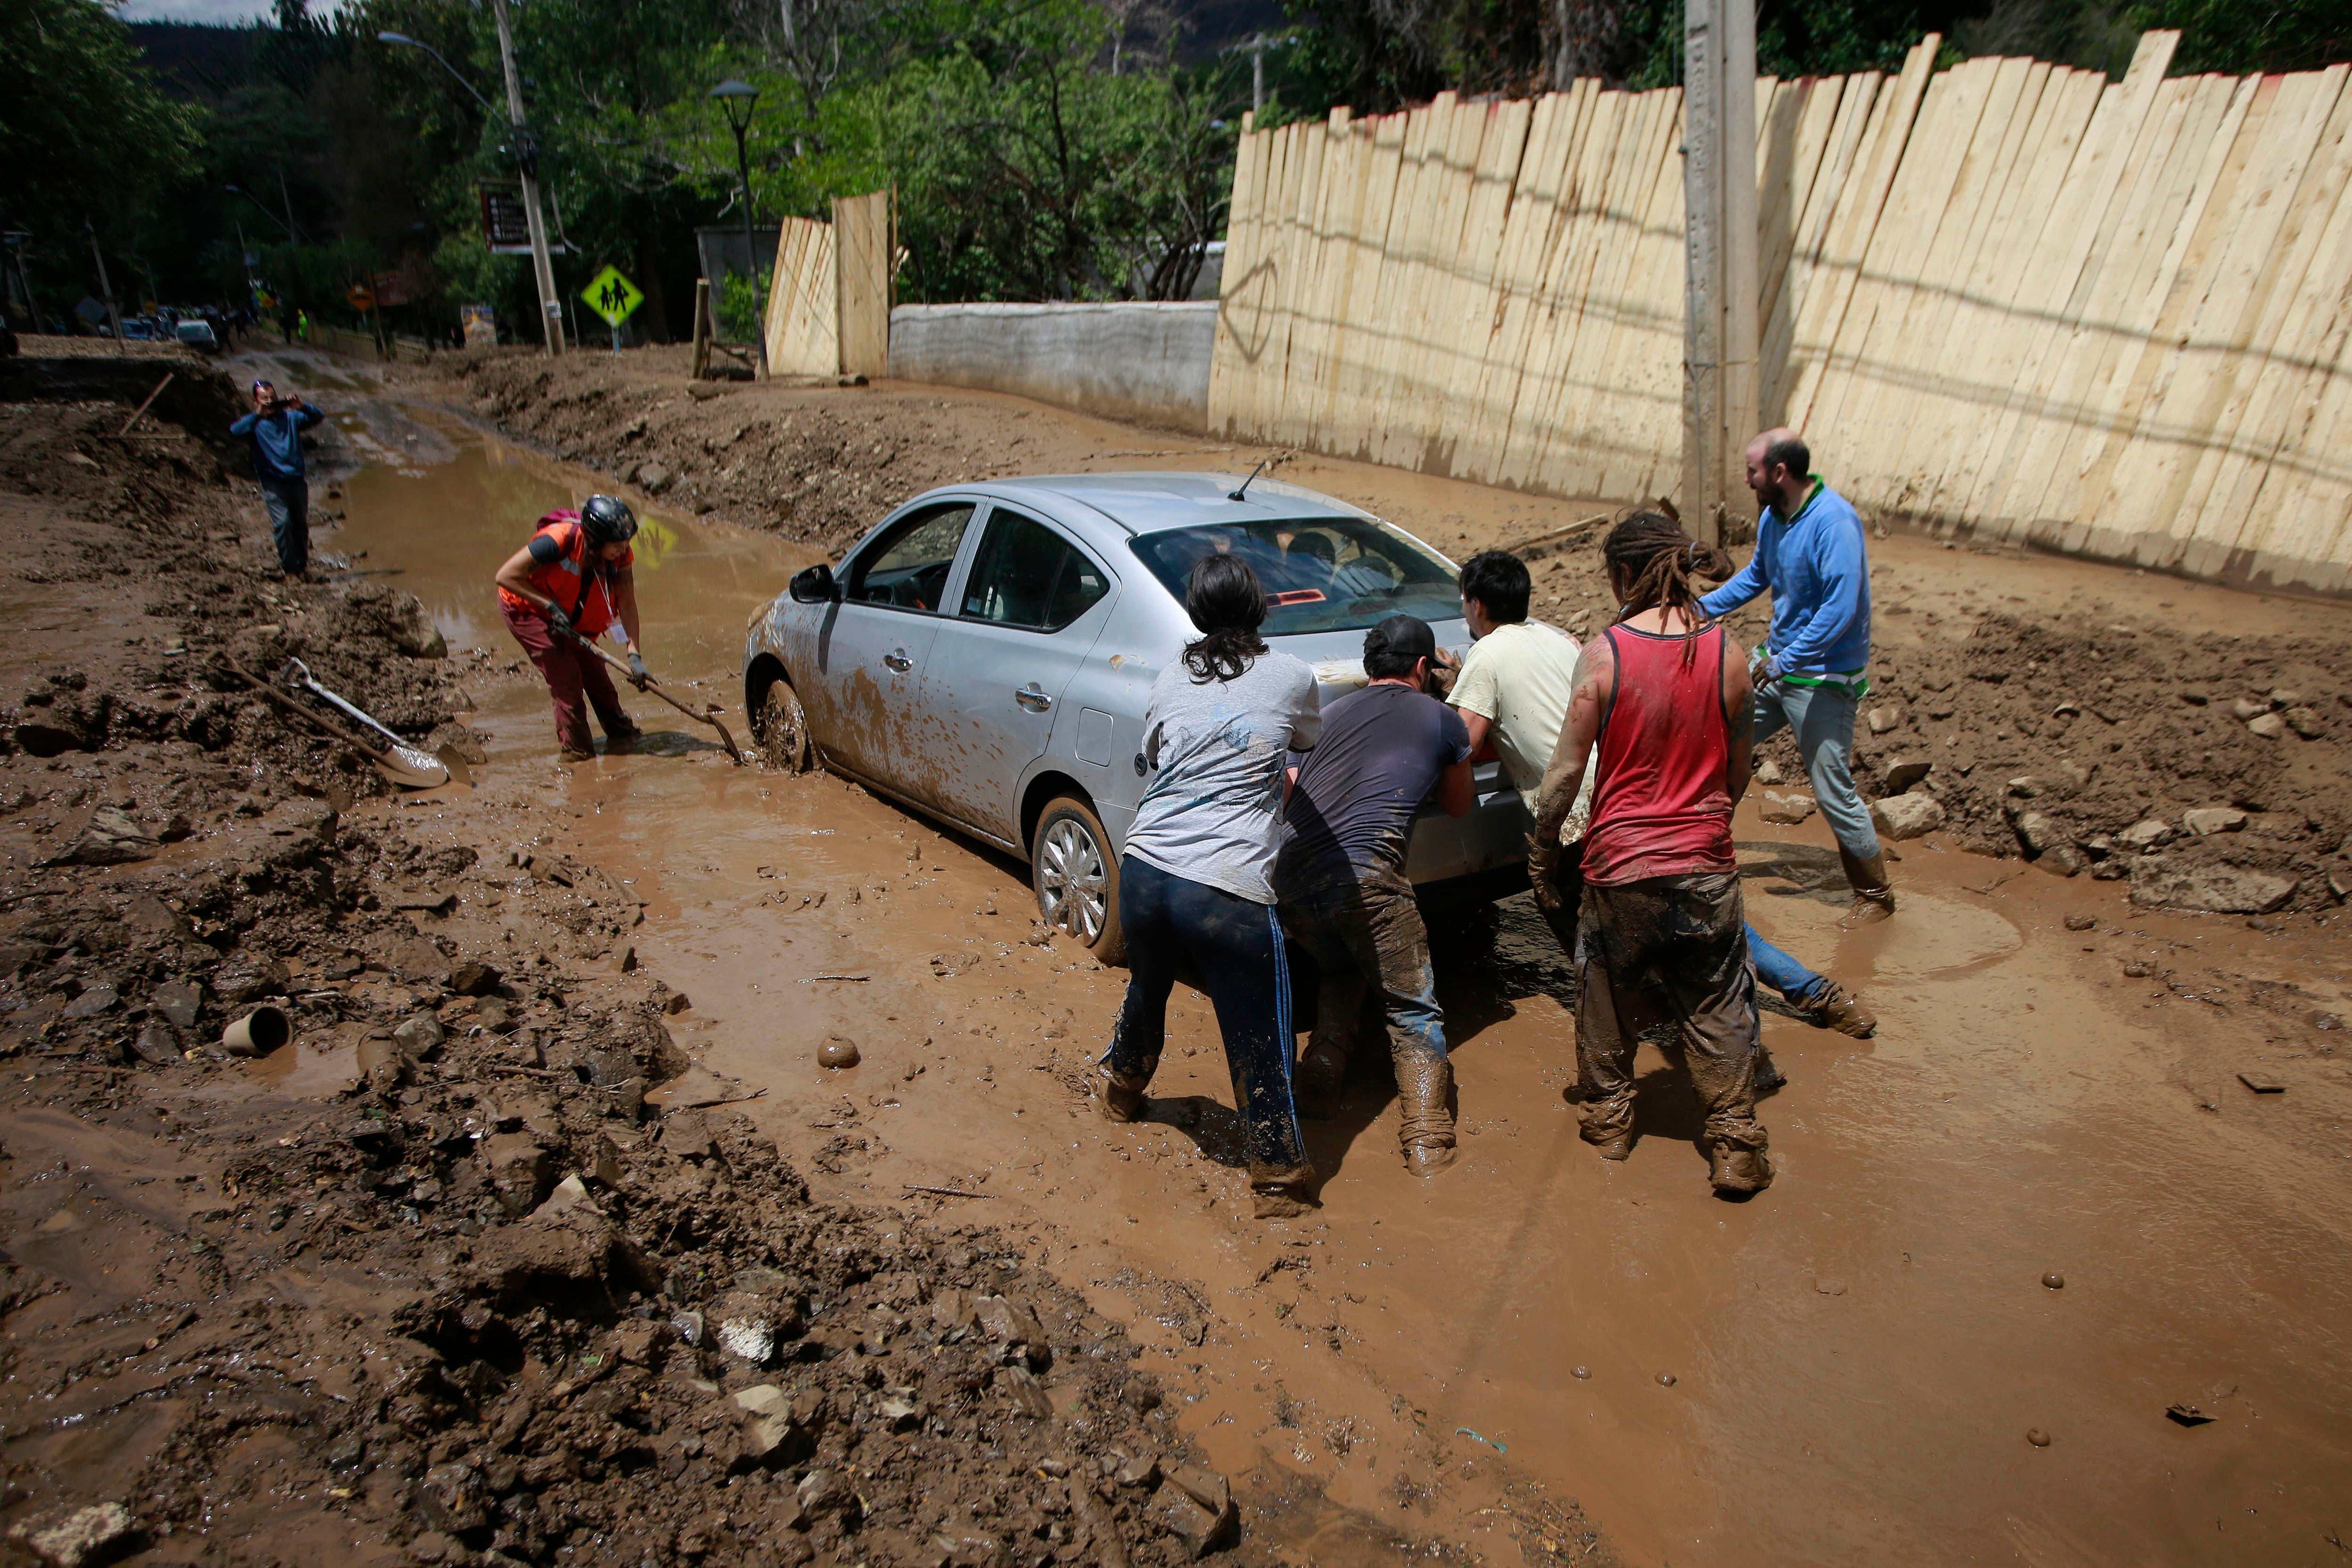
[
  {"x1": 1209, "y1": 32, "x2": 2352, "y2": 593},
  {"x1": 763, "y1": 190, "x2": 896, "y2": 380}
]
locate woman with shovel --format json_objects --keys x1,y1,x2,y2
[{"x1": 495, "y1": 494, "x2": 649, "y2": 763}]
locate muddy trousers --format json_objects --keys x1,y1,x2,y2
[
  {"x1": 1104, "y1": 857, "x2": 1310, "y2": 1182},
  {"x1": 257, "y1": 473, "x2": 309, "y2": 576},
  {"x1": 502, "y1": 601, "x2": 630, "y2": 758},
  {"x1": 1279, "y1": 876, "x2": 1452, "y2": 1154},
  {"x1": 1575, "y1": 872, "x2": 1768, "y2": 1156}
]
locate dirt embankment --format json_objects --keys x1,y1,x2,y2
[{"x1": 0, "y1": 368, "x2": 1253, "y2": 1567}]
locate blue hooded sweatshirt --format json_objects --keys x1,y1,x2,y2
[
  {"x1": 1697, "y1": 477, "x2": 1872, "y2": 682},
  {"x1": 229, "y1": 402, "x2": 325, "y2": 481}
]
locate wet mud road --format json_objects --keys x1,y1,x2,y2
[{"x1": 290, "y1": 351, "x2": 2352, "y2": 1566}]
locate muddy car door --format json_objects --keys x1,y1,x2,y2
[
  {"x1": 911, "y1": 503, "x2": 1115, "y2": 839},
  {"x1": 795, "y1": 500, "x2": 979, "y2": 783}
]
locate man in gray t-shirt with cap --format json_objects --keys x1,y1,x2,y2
[{"x1": 1275, "y1": 614, "x2": 1474, "y2": 1178}]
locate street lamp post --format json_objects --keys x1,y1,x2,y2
[
  {"x1": 709, "y1": 80, "x2": 768, "y2": 381},
  {"x1": 382, "y1": 19, "x2": 562, "y2": 354}
]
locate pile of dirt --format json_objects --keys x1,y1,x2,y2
[
  {"x1": 0, "y1": 372, "x2": 1242, "y2": 1568},
  {"x1": 435, "y1": 350, "x2": 984, "y2": 551}
]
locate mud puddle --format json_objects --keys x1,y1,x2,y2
[{"x1": 323, "y1": 368, "x2": 2352, "y2": 1567}]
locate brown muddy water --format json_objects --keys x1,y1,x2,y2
[{"x1": 310, "y1": 368, "x2": 2352, "y2": 1567}]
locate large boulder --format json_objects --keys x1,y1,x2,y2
[{"x1": 2128, "y1": 860, "x2": 2297, "y2": 915}]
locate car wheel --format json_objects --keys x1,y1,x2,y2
[
  {"x1": 754, "y1": 672, "x2": 814, "y2": 773},
  {"x1": 1033, "y1": 795, "x2": 1123, "y2": 963}
]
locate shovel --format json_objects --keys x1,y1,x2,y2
[
  {"x1": 278, "y1": 657, "x2": 451, "y2": 787},
  {"x1": 560, "y1": 630, "x2": 747, "y2": 766}
]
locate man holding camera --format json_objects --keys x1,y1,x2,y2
[
  {"x1": 1274, "y1": 614, "x2": 1474, "y2": 1177},
  {"x1": 228, "y1": 378, "x2": 326, "y2": 577}
]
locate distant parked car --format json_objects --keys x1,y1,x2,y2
[
  {"x1": 174, "y1": 318, "x2": 219, "y2": 351},
  {"x1": 742, "y1": 472, "x2": 1533, "y2": 961},
  {"x1": 117, "y1": 317, "x2": 163, "y2": 342}
]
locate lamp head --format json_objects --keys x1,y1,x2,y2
[
  {"x1": 710, "y1": 79, "x2": 760, "y2": 130},
  {"x1": 378, "y1": 31, "x2": 416, "y2": 46}
]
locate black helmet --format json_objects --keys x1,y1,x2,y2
[{"x1": 581, "y1": 494, "x2": 637, "y2": 545}]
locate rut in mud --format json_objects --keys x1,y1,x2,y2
[{"x1": 0, "y1": 364, "x2": 1267, "y2": 1568}]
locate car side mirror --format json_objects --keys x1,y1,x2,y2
[{"x1": 789, "y1": 563, "x2": 841, "y2": 604}]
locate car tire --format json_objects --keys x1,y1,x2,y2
[
  {"x1": 753, "y1": 671, "x2": 814, "y2": 773},
  {"x1": 1033, "y1": 795, "x2": 1124, "y2": 964}
]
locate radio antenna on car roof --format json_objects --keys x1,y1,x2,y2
[{"x1": 1228, "y1": 458, "x2": 1272, "y2": 503}]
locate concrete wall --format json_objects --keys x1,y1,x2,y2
[{"x1": 888, "y1": 302, "x2": 1216, "y2": 430}]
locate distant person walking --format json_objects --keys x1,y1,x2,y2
[
  {"x1": 228, "y1": 378, "x2": 325, "y2": 577},
  {"x1": 1097, "y1": 555, "x2": 1323, "y2": 1219},
  {"x1": 1276, "y1": 614, "x2": 1473, "y2": 1177},
  {"x1": 1699, "y1": 430, "x2": 1892, "y2": 925},
  {"x1": 1531, "y1": 511, "x2": 1772, "y2": 1196}
]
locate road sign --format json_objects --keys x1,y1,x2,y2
[
  {"x1": 346, "y1": 283, "x2": 375, "y2": 312},
  {"x1": 581, "y1": 266, "x2": 644, "y2": 328},
  {"x1": 481, "y1": 186, "x2": 534, "y2": 254}
]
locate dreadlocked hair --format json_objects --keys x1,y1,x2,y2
[{"x1": 1603, "y1": 509, "x2": 1738, "y2": 667}]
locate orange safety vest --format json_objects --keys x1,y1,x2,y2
[{"x1": 498, "y1": 510, "x2": 630, "y2": 637}]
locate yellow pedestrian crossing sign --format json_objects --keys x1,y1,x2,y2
[{"x1": 581, "y1": 265, "x2": 644, "y2": 327}]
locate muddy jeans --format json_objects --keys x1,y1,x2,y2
[
  {"x1": 258, "y1": 472, "x2": 308, "y2": 575},
  {"x1": 1575, "y1": 871, "x2": 1768, "y2": 1154},
  {"x1": 1280, "y1": 874, "x2": 1450, "y2": 1143},
  {"x1": 502, "y1": 600, "x2": 631, "y2": 757},
  {"x1": 1752, "y1": 680, "x2": 1879, "y2": 861},
  {"x1": 1104, "y1": 857, "x2": 1309, "y2": 1180}
]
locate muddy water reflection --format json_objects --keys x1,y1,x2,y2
[{"x1": 330, "y1": 413, "x2": 2352, "y2": 1568}]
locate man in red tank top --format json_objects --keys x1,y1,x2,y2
[{"x1": 1528, "y1": 512, "x2": 1772, "y2": 1196}]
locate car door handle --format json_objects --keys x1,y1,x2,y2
[
  {"x1": 1015, "y1": 684, "x2": 1053, "y2": 713},
  {"x1": 882, "y1": 649, "x2": 913, "y2": 672}
]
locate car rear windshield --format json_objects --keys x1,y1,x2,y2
[{"x1": 1129, "y1": 518, "x2": 1458, "y2": 636}]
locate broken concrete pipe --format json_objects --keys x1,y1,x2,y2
[{"x1": 221, "y1": 1005, "x2": 290, "y2": 1057}]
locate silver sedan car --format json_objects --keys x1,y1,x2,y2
[{"x1": 742, "y1": 472, "x2": 1534, "y2": 960}]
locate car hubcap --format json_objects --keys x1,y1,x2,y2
[{"x1": 1038, "y1": 818, "x2": 1106, "y2": 941}]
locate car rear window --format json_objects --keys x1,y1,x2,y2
[{"x1": 1129, "y1": 519, "x2": 1458, "y2": 636}]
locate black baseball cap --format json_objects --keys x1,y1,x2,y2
[{"x1": 1364, "y1": 613, "x2": 1437, "y2": 669}]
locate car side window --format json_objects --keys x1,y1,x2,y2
[
  {"x1": 959, "y1": 508, "x2": 1110, "y2": 632},
  {"x1": 845, "y1": 502, "x2": 977, "y2": 611}
]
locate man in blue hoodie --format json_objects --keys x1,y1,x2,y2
[
  {"x1": 228, "y1": 378, "x2": 326, "y2": 577},
  {"x1": 1699, "y1": 430, "x2": 1894, "y2": 925}
]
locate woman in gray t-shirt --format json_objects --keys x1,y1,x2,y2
[{"x1": 1097, "y1": 555, "x2": 1322, "y2": 1218}]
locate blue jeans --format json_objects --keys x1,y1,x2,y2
[
  {"x1": 1104, "y1": 857, "x2": 1308, "y2": 1180},
  {"x1": 257, "y1": 472, "x2": 309, "y2": 575},
  {"x1": 1748, "y1": 926, "x2": 1825, "y2": 1005},
  {"x1": 1753, "y1": 679, "x2": 1879, "y2": 860}
]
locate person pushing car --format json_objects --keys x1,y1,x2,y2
[{"x1": 494, "y1": 494, "x2": 650, "y2": 762}]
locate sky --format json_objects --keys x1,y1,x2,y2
[{"x1": 119, "y1": 0, "x2": 332, "y2": 25}]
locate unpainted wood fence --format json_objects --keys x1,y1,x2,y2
[
  {"x1": 763, "y1": 191, "x2": 895, "y2": 380},
  {"x1": 1211, "y1": 32, "x2": 2352, "y2": 593}
]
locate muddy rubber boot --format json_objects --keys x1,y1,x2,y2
[
  {"x1": 1395, "y1": 1053, "x2": 1457, "y2": 1178},
  {"x1": 604, "y1": 715, "x2": 643, "y2": 748},
  {"x1": 1753, "y1": 1047, "x2": 1788, "y2": 1093},
  {"x1": 1293, "y1": 1042, "x2": 1347, "y2": 1121},
  {"x1": 558, "y1": 746, "x2": 595, "y2": 764},
  {"x1": 1577, "y1": 1090, "x2": 1637, "y2": 1162},
  {"x1": 1096, "y1": 1065, "x2": 1151, "y2": 1123},
  {"x1": 1248, "y1": 1162, "x2": 1320, "y2": 1219},
  {"x1": 1708, "y1": 1140, "x2": 1774, "y2": 1196},
  {"x1": 1838, "y1": 849, "x2": 1897, "y2": 929},
  {"x1": 1797, "y1": 980, "x2": 1876, "y2": 1038}
]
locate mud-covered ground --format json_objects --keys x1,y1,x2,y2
[
  {"x1": 427, "y1": 344, "x2": 2352, "y2": 918},
  {"x1": 0, "y1": 359, "x2": 1266, "y2": 1568}
]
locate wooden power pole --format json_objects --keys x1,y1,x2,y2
[{"x1": 1681, "y1": 0, "x2": 1759, "y2": 545}]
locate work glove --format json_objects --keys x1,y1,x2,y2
[
  {"x1": 627, "y1": 651, "x2": 650, "y2": 690},
  {"x1": 545, "y1": 605, "x2": 575, "y2": 641}
]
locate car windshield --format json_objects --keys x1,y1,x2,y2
[{"x1": 1129, "y1": 518, "x2": 1458, "y2": 636}]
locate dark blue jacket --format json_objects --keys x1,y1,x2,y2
[{"x1": 229, "y1": 403, "x2": 325, "y2": 480}]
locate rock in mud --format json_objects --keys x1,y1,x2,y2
[
  {"x1": 45, "y1": 806, "x2": 157, "y2": 866},
  {"x1": 483, "y1": 1132, "x2": 554, "y2": 1215},
  {"x1": 2246, "y1": 711, "x2": 2287, "y2": 739},
  {"x1": 2043, "y1": 1272, "x2": 2065, "y2": 1289},
  {"x1": 2182, "y1": 806, "x2": 2247, "y2": 836},
  {"x1": 2010, "y1": 809, "x2": 2072, "y2": 859},
  {"x1": 2063, "y1": 913, "x2": 2096, "y2": 931},
  {"x1": 818, "y1": 1035, "x2": 860, "y2": 1069},
  {"x1": 149, "y1": 980, "x2": 203, "y2": 1029},
  {"x1": 2119, "y1": 818, "x2": 2174, "y2": 849},
  {"x1": 392, "y1": 1011, "x2": 445, "y2": 1057},
  {"x1": 2129, "y1": 860, "x2": 2298, "y2": 915},
  {"x1": 211, "y1": 952, "x2": 289, "y2": 1005},
  {"x1": 1759, "y1": 791, "x2": 1817, "y2": 826},
  {"x1": 1156, "y1": 1465, "x2": 1240, "y2": 1559},
  {"x1": 448, "y1": 960, "x2": 501, "y2": 995},
  {"x1": 1881, "y1": 756, "x2": 1934, "y2": 794},
  {"x1": 11, "y1": 1502, "x2": 136, "y2": 1568},
  {"x1": 1871, "y1": 792, "x2": 1945, "y2": 840},
  {"x1": 1866, "y1": 705, "x2": 1903, "y2": 735},
  {"x1": 2026, "y1": 1428, "x2": 2052, "y2": 1448}
]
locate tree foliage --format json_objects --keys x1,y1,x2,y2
[{"x1": 1, "y1": 0, "x2": 203, "y2": 245}]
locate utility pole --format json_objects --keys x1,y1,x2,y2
[
  {"x1": 85, "y1": 219, "x2": 124, "y2": 351},
  {"x1": 1681, "y1": 0, "x2": 1758, "y2": 546},
  {"x1": 488, "y1": 0, "x2": 564, "y2": 355}
]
